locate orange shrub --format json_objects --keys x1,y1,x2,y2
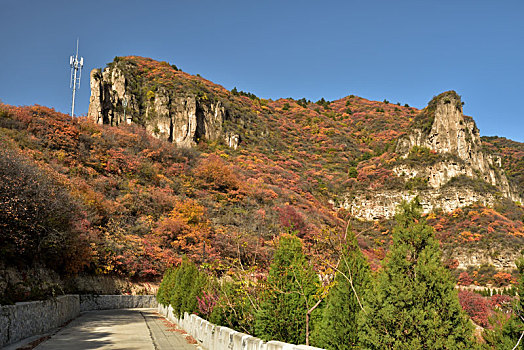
[{"x1": 193, "y1": 155, "x2": 240, "y2": 192}]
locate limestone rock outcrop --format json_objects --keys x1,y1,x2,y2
[
  {"x1": 346, "y1": 187, "x2": 497, "y2": 221},
  {"x1": 88, "y1": 66, "x2": 238, "y2": 148},
  {"x1": 344, "y1": 91, "x2": 521, "y2": 220},
  {"x1": 395, "y1": 91, "x2": 516, "y2": 200},
  {"x1": 88, "y1": 67, "x2": 133, "y2": 126}
]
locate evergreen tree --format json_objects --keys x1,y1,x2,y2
[
  {"x1": 170, "y1": 258, "x2": 197, "y2": 316},
  {"x1": 255, "y1": 234, "x2": 319, "y2": 345},
  {"x1": 184, "y1": 266, "x2": 208, "y2": 315},
  {"x1": 358, "y1": 199, "x2": 474, "y2": 349},
  {"x1": 156, "y1": 258, "x2": 208, "y2": 317},
  {"x1": 156, "y1": 267, "x2": 176, "y2": 305},
  {"x1": 315, "y1": 231, "x2": 371, "y2": 349}
]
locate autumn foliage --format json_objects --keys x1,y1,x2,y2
[
  {"x1": 458, "y1": 290, "x2": 492, "y2": 327},
  {"x1": 0, "y1": 147, "x2": 90, "y2": 274},
  {"x1": 0, "y1": 56, "x2": 522, "y2": 300}
]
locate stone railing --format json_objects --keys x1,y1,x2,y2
[
  {"x1": 158, "y1": 303, "x2": 324, "y2": 350},
  {"x1": 0, "y1": 294, "x2": 157, "y2": 347}
]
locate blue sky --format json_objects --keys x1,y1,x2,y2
[{"x1": 1, "y1": 0, "x2": 523, "y2": 141}]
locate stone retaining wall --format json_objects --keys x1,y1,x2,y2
[
  {"x1": 79, "y1": 294, "x2": 157, "y2": 311},
  {"x1": 158, "y1": 303, "x2": 324, "y2": 350},
  {"x1": 0, "y1": 295, "x2": 80, "y2": 347},
  {"x1": 0, "y1": 294, "x2": 157, "y2": 347}
]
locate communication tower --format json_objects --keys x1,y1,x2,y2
[{"x1": 69, "y1": 39, "x2": 84, "y2": 117}]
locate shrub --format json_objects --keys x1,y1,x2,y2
[
  {"x1": 153, "y1": 198, "x2": 212, "y2": 262},
  {"x1": 458, "y1": 271, "x2": 473, "y2": 286},
  {"x1": 193, "y1": 154, "x2": 240, "y2": 192},
  {"x1": 0, "y1": 148, "x2": 90, "y2": 273},
  {"x1": 458, "y1": 290, "x2": 491, "y2": 327},
  {"x1": 348, "y1": 166, "x2": 358, "y2": 178},
  {"x1": 210, "y1": 275, "x2": 262, "y2": 335},
  {"x1": 277, "y1": 205, "x2": 309, "y2": 237},
  {"x1": 405, "y1": 176, "x2": 429, "y2": 190}
]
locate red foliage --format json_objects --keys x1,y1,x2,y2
[
  {"x1": 458, "y1": 272, "x2": 473, "y2": 286},
  {"x1": 458, "y1": 290, "x2": 491, "y2": 327},
  {"x1": 492, "y1": 271, "x2": 514, "y2": 287},
  {"x1": 277, "y1": 204, "x2": 310, "y2": 237},
  {"x1": 489, "y1": 294, "x2": 514, "y2": 313},
  {"x1": 196, "y1": 290, "x2": 218, "y2": 317}
]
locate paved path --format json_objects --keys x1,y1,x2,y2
[{"x1": 34, "y1": 308, "x2": 198, "y2": 350}]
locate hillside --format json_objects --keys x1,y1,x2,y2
[
  {"x1": 1, "y1": 56, "x2": 523, "y2": 302},
  {"x1": 481, "y1": 136, "x2": 524, "y2": 199}
]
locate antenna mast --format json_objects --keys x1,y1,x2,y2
[{"x1": 69, "y1": 39, "x2": 84, "y2": 117}]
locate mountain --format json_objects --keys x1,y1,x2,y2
[
  {"x1": 0, "y1": 56, "x2": 522, "y2": 302},
  {"x1": 87, "y1": 56, "x2": 524, "y2": 270},
  {"x1": 344, "y1": 91, "x2": 520, "y2": 221}
]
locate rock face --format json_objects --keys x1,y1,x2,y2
[
  {"x1": 88, "y1": 66, "x2": 237, "y2": 148},
  {"x1": 347, "y1": 187, "x2": 496, "y2": 221},
  {"x1": 451, "y1": 246, "x2": 521, "y2": 270},
  {"x1": 396, "y1": 91, "x2": 516, "y2": 200},
  {"x1": 344, "y1": 91, "x2": 520, "y2": 220},
  {"x1": 88, "y1": 67, "x2": 132, "y2": 126}
]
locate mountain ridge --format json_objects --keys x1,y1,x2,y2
[
  {"x1": 0, "y1": 56, "x2": 522, "y2": 302},
  {"x1": 85, "y1": 56, "x2": 524, "y2": 270}
]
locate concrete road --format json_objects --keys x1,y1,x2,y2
[{"x1": 34, "y1": 308, "x2": 199, "y2": 350}]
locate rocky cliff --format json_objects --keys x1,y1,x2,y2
[
  {"x1": 396, "y1": 91, "x2": 516, "y2": 199},
  {"x1": 88, "y1": 58, "x2": 520, "y2": 228},
  {"x1": 88, "y1": 57, "x2": 241, "y2": 148},
  {"x1": 344, "y1": 91, "x2": 521, "y2": 220}
]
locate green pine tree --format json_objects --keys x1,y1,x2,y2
[
  {"x1": 156, "y1": 267, "x2": 176, "y2": 305},
  {"x1": 255, "y1": 234, "x2": 319, "y2": 345},
  {"x1": 314, "y1": 230, "x2": 371, "y2": 349},
  {"x1": 158, "y1": 258, "x2": 207, "y2": 317},
  {"x1": 358, "y1": 198, "x2": 474, "y2": 349}
]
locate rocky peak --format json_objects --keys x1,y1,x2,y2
[
  {"x1": 395, "y1": 90, "x2": 518, "y2": 201},
  {"x1": 425, "y1": 91, "x2": 473, "y2": 158},
  {"x1": 344, "y1": 91, "x2": 521, "y2": 221},
  {"x1": 397, "y1": 91, "x2": 481, "y2": 163},
  {"x1": 88, "y1": 67, "x2": 133, "y2": 126},
  {"x1": 88, "y1": 58, "x2": 240, "y2": 148}
]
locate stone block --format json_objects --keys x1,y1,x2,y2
[
  {"x1": 217, "y1": 326, "x2": 235, "y2": 349},
  {"x1": 232, "y1": 332, "x2": 257, "y2": 349},
  {"x1": 245, "y1": 336, "x2": 265, "y2": 350},
  {"x1": 266, "y1": 340, "x2": 298, "y2": 350}
]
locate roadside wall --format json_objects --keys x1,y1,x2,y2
[
  {"x1": 79, "y1": 294, "x2": 157, "y2": 311},
  {"x1": 0, "y1": 294, "x2": 157, "y2": 347},
  {"x1": 158, "y1": 303, "x2": 324, "y2": 350},
  {"x1": 0, "y1": 295, "x2": 80, "y2": 347}
]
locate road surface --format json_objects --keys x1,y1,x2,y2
[{"x1": 34, "y1": 308, "x2": 198, "y2": 350}]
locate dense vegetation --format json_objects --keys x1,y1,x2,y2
[
  {"x1": 358, "y1": 199, "x2": 474, "y2": 349},
  {"x1": 255, "y1": 234, "x2": 319, "y2": 344},
  {"x1": 0, "y1": 147, "x2": 89, "y2": 274},
  {"x1": 1, "y1": 56, "x2": 523, "y2": 346},
  {"x1": 156, "y1": 200, "x2": 524, "y2": 348},
  {"x1": 315, "y1": 231, "x2": 371, "y2": 349}
]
